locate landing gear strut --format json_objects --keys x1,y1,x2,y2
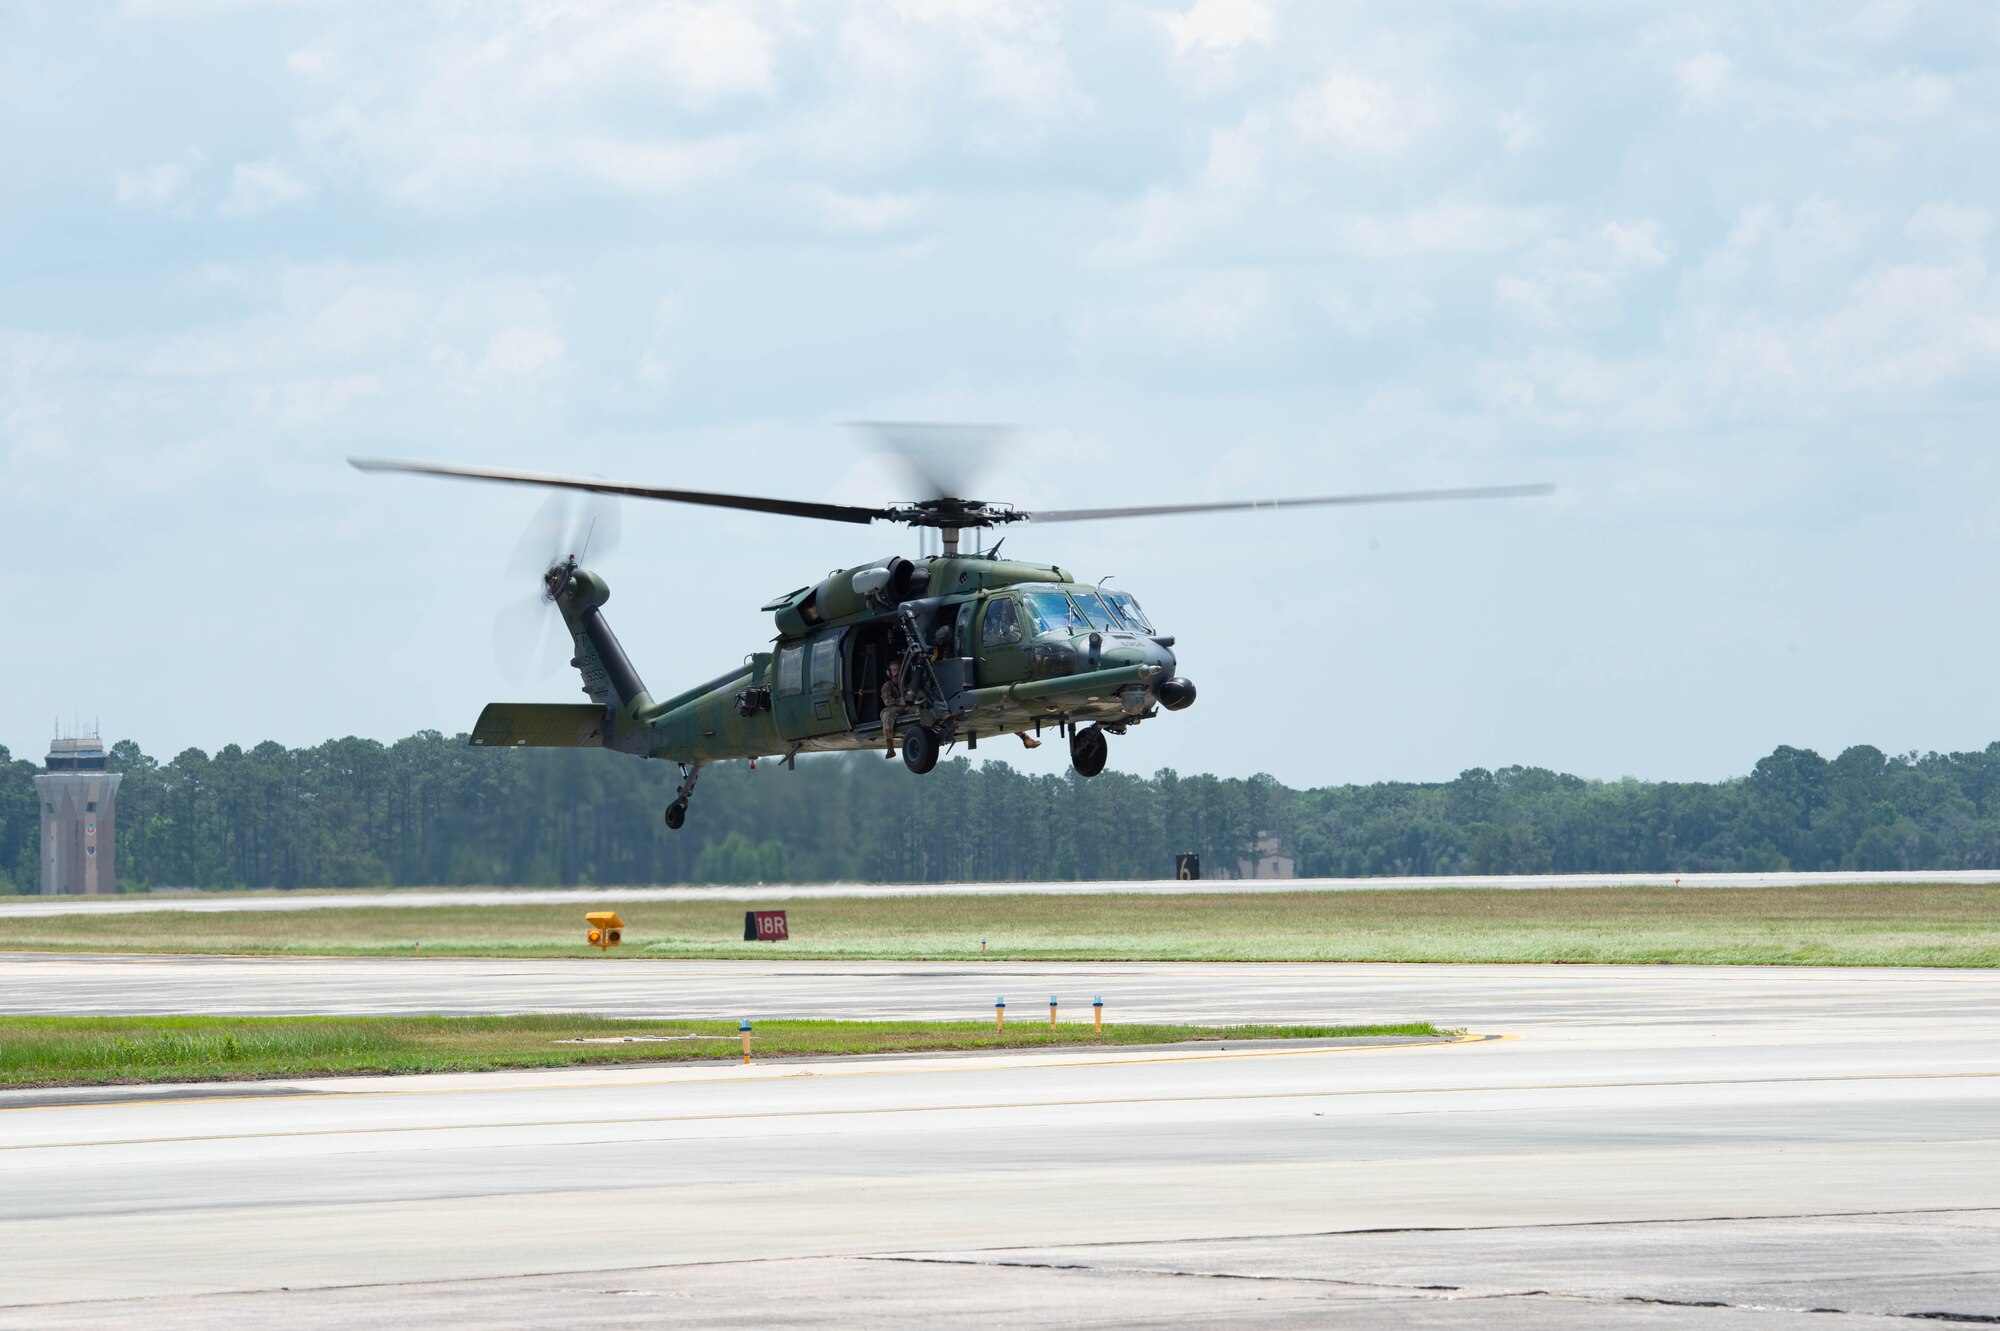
[
  {"x1": 1070, "y1": 724, "x2": 1108, "y2": 778},
  {"x1": 664, "y1": 762, "x2": 702, "y2": 830},
  {"x1": 902, "y1": 725, "x2": 940, "y2": 775}
]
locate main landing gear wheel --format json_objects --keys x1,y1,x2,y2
[
  {"x1": 1070, "y1": 724, "x2": 1108, "y2": 778},
  {"x1": 664, "y1": 801, "x2": 687, "y2": 830},
  {"x1": 902, "y1": 726, "x2": 941, "y2": 775}
]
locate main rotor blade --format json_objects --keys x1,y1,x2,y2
[
  {"x1": 351, "y1": 457, "x2": 890, "y2": 526},
  {"x1": 1023, "y1": 482, "x2": 1556, "y2": 524}
]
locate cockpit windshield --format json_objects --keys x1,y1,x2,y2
[
  {"x1": 1024, "y1": 590, "x2": 1088, "y2": 637},
  {"x1": 1069, "y1": 590, "x2": 1117, "y2": 633},
  {"x1": 1103, "y1": 590, "x2": 1154, "y2": 634},
  {"x1": 1024, "y1": 585, "x2": 1153, "y2": 637}
]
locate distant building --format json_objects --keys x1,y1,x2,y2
[
  {"x1": 1235, "y1": 831, "x2": 1296, "y2": 881},
  {"x1": 34, "y1": 733, "x2": 122, "y2": 895}
]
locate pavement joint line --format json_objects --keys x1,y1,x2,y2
[
  {"x1": 866, "y1": 1253, "x2": 1514, "y2": 1297},
  {"x1": 0, "y1": 1033, "x2": 1486, "y2": 1117},
  {"x1": 10, "y1": 1208, "x2": 1997, "y2": 1316},
  {"x1": 10, "y1": 1071, "x2": 2000, "y2": 1154},
  {"x1": 874, "y1": 1204, "x2": 2000, "y2": 1259}
]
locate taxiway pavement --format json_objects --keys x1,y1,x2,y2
[
  {"x1": 4, "y1": 867, "x2": 1998, "y2": 917},
  {"x1": 1, "y1": 959, "x2": 1996, "y2": 1326}
]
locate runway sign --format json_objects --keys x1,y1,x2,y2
[
  {"x1": 585, "y1": 910, "x2": 624, "y2": 950},
  {"x1": 744, "y1": 909, "x2": 789, "y2": 942}
]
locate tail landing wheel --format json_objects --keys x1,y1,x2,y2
[
  {"x1": 1070, "y1": 724, "x2": 1108, "y2": 778},
  {"x1": 664, "y1": 762, "x2": 702, "y2": 831},
  {"x1": 902, "y1": 726, "x2": 940, "y2": 775}
]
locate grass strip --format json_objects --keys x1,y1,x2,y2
[
  {"x1": 0, "y1": 885, "x2": 1997, "y2": 966},
  {"x1": 0, "y1": 1015, "x2": 1442, "y2": 1087}
]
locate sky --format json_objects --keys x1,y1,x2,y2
[{"x1": 3, "y1": 0, "x2": 1999, "y2": 790}]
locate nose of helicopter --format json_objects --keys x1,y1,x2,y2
[{"x1": 1142, "y1": 636, "x2": 1196, "y2": 712}]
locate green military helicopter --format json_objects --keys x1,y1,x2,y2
[{"x1": 353, "y1": 438, "x2": 1549, "y2": 828}]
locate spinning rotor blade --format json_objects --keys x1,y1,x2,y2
[
  {"x1": 853, "y1": 421, "x2": 1011, "y2": 503},
  {"x1": 1023, "y1": 482, "x2": 1556, "y2": 524},
  {"x1": 493, "y1": 489, "x2": 619, "y2": 686},
  {"x1": 492, "y1": 590, "x2": 571, "y2": 686},
  {"x1": 351, "y1": 457, "x2": 888, "y2": 525},
  {"x1": 506, "y1": 491, "x2": 620, "y2": 577},
  {"x1": 507, "y1": 493, "x2": 574, "y2": 581}
]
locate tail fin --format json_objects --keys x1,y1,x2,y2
[
  {"x1": 472, "y1": 564, "x2": 654, "y2": 755},
  {"x1": 554, "y1": 566, "x2": 654, "y2": 755}
]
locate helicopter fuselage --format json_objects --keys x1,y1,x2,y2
[
  {"x1": 469, "y1": 551, "x2": 1194, "y2": 789},
  {"x1": 358, "y1": 442, "x2": 1544, "y2": 827}
]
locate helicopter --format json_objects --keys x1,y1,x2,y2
[{"x1": 352, "y1": 437, "x2": 1551, "y2": 829}]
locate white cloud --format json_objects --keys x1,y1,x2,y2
[
  {"x1": 568, "y1": 136, "x2": 752, "y2": 194},
  {"x1": 1199, "y1": 119, "x2": 1263, "y2": 191},
  {"x1": 1090, "y1": 116, "x2": 1266, "y2": 266},
  {"x1": 1160, "y1": 0, "x2": 1274, "y2": 58},
  {"x1": 1905, "y1": 202, "x2": 1990, "y2": 255},
  {"x1": 635, "y1": 295, "x2": 681, "y2": 387},
  {"x1": 1329, "y1": 202, "x2": 1546, "y2": 259},
  {"x1": 1319, "y1": 284, "x2": 1431, "y2": 337},
  {"x1": 219, "y1": 159, "x2": 314, "y2": 217},
  {"x1": 798, "y1": 186, "x2": 929, "y2": 233},
  {"x1": 1495, "y1": 218, "x2": 1673, "y2": 331},
  {"x1": 1852, "y1": 70, "x2": 1952, "y2": 123},
  {"x1": 1494, "y1": 109, "x2": 1541, "y2": 154},
  {"x1": 478, "y1": 325, "x2": 565, "y2": 378},
  {"x1": 114, "y1": 154, "x2": 200, "y2": 212},
  {"x1": 487, "y1": 2, "x2": 776, "y2": 112},
  {"x1": 1603, "y1": 220, "x2": 1670, "y2": 269},
  {"x1": 1676, "y1": 51, "x2": 1731, "y2": 109},
  {"x1": 1290, "y1": 69, "x2": 1427, "y2": 153},
  {"x1": 1072, "y1": 268, "x2": 1275, "y2": 353}
]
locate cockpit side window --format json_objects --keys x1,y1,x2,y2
[
  {"x1": 1104, "y1": 590, "x2": 1153, "y2": 633},
  {"x1": 1069, "y1": 591, "x2": 1117, "y2": 633},
  {"x1": 982, "y1": 597, "x2": 1023, "y2": 646}
]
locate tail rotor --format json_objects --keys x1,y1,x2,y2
[{"x1": 492, "y1": 490, "x2": 621, "y2": 686}]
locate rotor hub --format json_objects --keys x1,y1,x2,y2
[{"x1": 884, "y1": 498, "x2": 1028, "y2": 530}]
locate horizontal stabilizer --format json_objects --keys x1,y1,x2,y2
[{"x1": 470, "y1": 703, "x2": 609, "y2": 749}]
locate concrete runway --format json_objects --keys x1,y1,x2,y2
[
  {"x1": 5, "y1": 868, "x2": 1998, "y2": 916},
  {"x1": 2, "y1": 959, "x2": 1997, "y2": 1327}
]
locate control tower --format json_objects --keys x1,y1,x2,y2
[{"x1": 34, "y1": 730, "x2": 122, "y2": 895}]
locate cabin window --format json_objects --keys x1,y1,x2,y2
[
  {"x1": 810, "y1": 635, "x2": 839, "y2": 691},
  {"x1": 982, "y1": 597, "x2": 1023, "y2": 646},
  {"x1": 777, "y1": 643, "x2": 805, "y2": 696}
]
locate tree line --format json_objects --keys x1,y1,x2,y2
[{"x1": 4, "y1": 733, "x2": 2000, "y2": 891}]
